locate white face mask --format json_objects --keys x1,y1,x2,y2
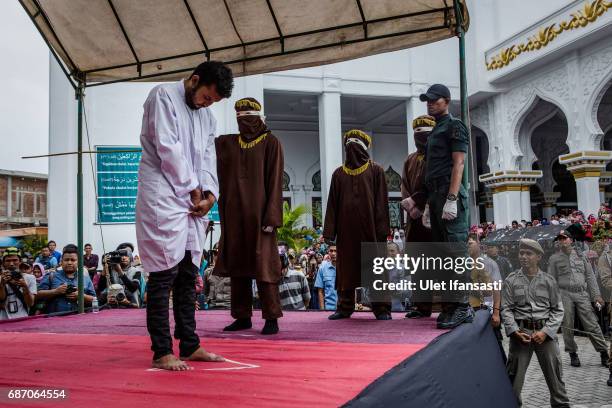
[
  {"x1": 236, "y1": 111, "x2": 266, "y2": 122},
  {"x1": 346, "y1": 137, "x2": 367, "y2": 150}
]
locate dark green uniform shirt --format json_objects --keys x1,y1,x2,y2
[{"x1": 424, "y1": 113, "x2": 469, "y2": 185}]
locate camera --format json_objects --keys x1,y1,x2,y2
[
  {"x1": 10, "y1": 270, "x2": 22, "y2": 281},
  {"x1": 65, "y1": 284, "x2": 77, "y2": 294},
  {"x1": 108, "y1": 283, "x2": 126, "y2": 303},
  {"x1": 104, "y1": 248, "x2": 131, "y2": 265}
]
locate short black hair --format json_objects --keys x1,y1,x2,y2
[
  {"x1": 47, "y1": 240, "x2": 56, "y2": 246},
  {"x1": 62, "y1": 244, "x2": 78, "y2": 256},
  {"x1": 117, "y1": 242, "x2": 135, "y2": 252},
  {"x1": 190, "y1": 61, "x2": 234, "y2": 99}
]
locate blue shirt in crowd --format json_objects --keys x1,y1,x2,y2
[
  {"x1": 35, "y1": 255, "x2": 58, "y2": 270},
  {"x1": 314, "y1": 260, "x2": 337, "y2": 310},
  {"x1": 51, "y1": 250, "x2": 62, "y2": 263},
  {"x1": 38, "y1": 268, "x2": 96, "y2": 313}
]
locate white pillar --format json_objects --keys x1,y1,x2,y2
[
  {"x1": 559, "y1": 151, "x2": 612, "y2": 217},
  {"x1": 493, "y1": 189, "x2": 523, "y2": 226},
  {"x1": 574, "y1": 176, "x2": 602, "y2": 216},
  {"x1": 541, "y1": 192, "x2": 560, "y2": 219},
  {"x1": 520, "y1": 187, "x2": 531, "y2": 221},
  {"x1": 48, "y1": 57, "x2": 78, "y2": 245},
  {"x1": 318, "y1": 91, "x2": 342, "y2": 216},
  {"x1": 406, "y1": 97, "x2": 427, "y2": 155},
  {"x1": 303, "y1": 185, "x2": 314, "y2": 228}
]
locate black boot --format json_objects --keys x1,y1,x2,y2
[
  {"x1": 328, "y1": 311, "x2": 351, "y2": 320},
  {"x1": 607, "y1": 370, "x2": 612, "y2": 386},
  {"x1": 223, "y1": 318, "x2": 252, "y2": 331},
  {"x1": 375, "y1": 313, "x2": 392, "y2": 320},
  {"x1": 437, "y1": 305, "x2": 474, "y2": 329},
  {"x1": 601, "y1": 351, "x2": 610, "y2": 368},
  {"x1": 261, "y1": 319, "x2": 279, "y2": 335},
  {"x1": 569, "y1": 352, "x2": 581, "y2": 367},
  {"x1": 405, "y1": 309, "x2": 426, "y2": 319}
]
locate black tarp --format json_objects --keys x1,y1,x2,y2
[{"x1": 344, "y1": 311, "x2": 517, "y2": 408}]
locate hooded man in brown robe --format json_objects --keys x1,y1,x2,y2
[
  {"x1": 323, "y1": 129, "x2": 392, "y2": 320},
  {"x1": 402, "y1": 115, "x2": 435, "y2": 319},
  {"x1": 214, "y1": 97, "x2": 284, "y2": 335}
]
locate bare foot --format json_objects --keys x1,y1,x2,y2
[
  {"x1": 182, "y1": 346, "x2": 225, "y2": 362},
  {"x1": 152, "y1": 354, "x2": 193, "y2": 371}
]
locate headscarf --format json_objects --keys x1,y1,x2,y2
[
  {"x1": 32, "y1": 262, "x2": 46, "y2": 284},
  {"x1": 235, "y1": 97, "x2": 268, "y2": 140},
  {"x1": 343, "y1": 129, "x2": 371, "y2": 170},
  {"x1": 412, "y1": 115, "x2": 436, "y2": 153}
]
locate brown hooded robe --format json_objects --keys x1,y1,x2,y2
[{"x1": 214, "y1": 130, "x2": 284, "y2": 284}]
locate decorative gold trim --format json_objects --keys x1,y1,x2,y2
[
  {"x1": 342, "y1": 160, "x2": 370, "y2": 176},
  {"x1": 492, "y1": 185, "x2": 523, "y2": 193},
  {"x1": 343, "y1": 129, "x2": 372, "y2": 147},
  {"x1": 571, "y1": 168, "x2": 602, "y2": 178},
  {"x1": 235, "y1": 99, "x2": 262, "y2": 111},
  {"x1": 521, "y1": 186, "x2": 531, "y2": 191},
  {"x1": 486, "y1": 0, "x2": 611, "y2": 71},
  {"x1": 239, "y1": 132, "x2": 268, "y2": 149}
]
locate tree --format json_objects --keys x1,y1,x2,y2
[
  {"x1": 20, "y1": 234, "x2": 48, "y2": 257},
  {"x1": 276, "y1": 202, "x2": 318, "y2": 251}
]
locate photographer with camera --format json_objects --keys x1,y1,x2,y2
[
  {"x1": 37, "y1": 244, "x2": 96, "y2": 314},
  {"x1": 0, "y1": 247, "x2": 37, "y2": 320},
  {"x1": 97, "y1": 244, "x2": 141, "y2": 309}
]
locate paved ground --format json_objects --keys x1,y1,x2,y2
[{"x1": 503, "y1": 336, "x2": 612, "y2": 407}]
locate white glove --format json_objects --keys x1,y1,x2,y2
[
  {"x1": 401, "y1": 197, "x2": 415, "y2": 212},
  {"x1": 422, "y1": 204, "x2": 431, "y2": 229},
  {"x1": 409, "y1": 205, "x2": 422, "y2": 220},
  {"x1": 262, "y1": 226, "x2": 274, "y2": 233},
  {"x1": 442, "y1": 199, "x2": 458, "y2": 221}
]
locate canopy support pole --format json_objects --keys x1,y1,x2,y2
[
  {"x1": 76, "y1": 78, "x2": 85, "y2": 314},
  {"x1": 453, "y1": 0, "x2": 477, "y2": 227}
]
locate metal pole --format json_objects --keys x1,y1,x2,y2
[
  {"x1": 453, "y1": 0, "x2": 478, "y2": 226},
  {"x1": 76, "y1": 82, "x2": 85, "y2": 313}
]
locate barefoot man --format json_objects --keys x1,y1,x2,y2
[{"x1": 136, "y1": 61, "x2": 234, "y2": 371}]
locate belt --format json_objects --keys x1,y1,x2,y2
[
  {"x1": 425, "y1": 176, "x2": 450, "y2": 192},
  {"x1": 517, "y1": 319, "x2": 545, "y2": 330},
  {"x1": 560, "y1": 286, "x2": 586, "y2": 294}
]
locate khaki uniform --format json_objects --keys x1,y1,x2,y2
[
  {"x1": 597, "y1": 251, "x2": 612, "y2": 368},
  {"x1": 547, "y1": 250, "x2": 608, "y2": 354},
  {"x1": 204, "y1": 266, "x2": 231, "y2": 309},
  {"x1": 501, "y1": 269, "x2": 569, "y2": 407}
]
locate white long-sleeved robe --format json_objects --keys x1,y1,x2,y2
[{"x1": 135, "y1": 81, "x2": 218, "y2": 272}]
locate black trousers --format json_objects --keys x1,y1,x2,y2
[
  {"x1": 230, "y1": 277, "x2": 282, "y2": 320},
  {"x1": 146, "y1": 251, "x2": 200, "y2": 360}
]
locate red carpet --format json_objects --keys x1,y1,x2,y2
[{"x1": 0, "y1": 331, "x2": 425, "y2": 408}]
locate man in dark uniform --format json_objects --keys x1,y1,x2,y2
[
  {"x1": 215, "y1": 97, "x2": 284, "y2": 335},
  {"x1": 323, "y1": 129, "x2": 392, "y2": 320},
  {"x1": 420, "y1": 84, "x2": 473, "y2": 329}
]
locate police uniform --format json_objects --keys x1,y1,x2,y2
[
  {"x1": 501, "y1": 239, "x2": 569, "y2": 407},
  {"x1": 420, "y1": 84, "x2": 471, "y2": 328},
  {"x1": 547, "y1": 235, "x2": 609, "y2": 365},
  {"x1": 424, "y1": 112, "x2": 470, "y2": 243}
]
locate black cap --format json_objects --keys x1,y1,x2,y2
[
  {"x1": 419, "y1": 84, "x2": 451, "y2": 102},
  {"x1": 554, "y1": 230, "x2": 572, "y2": 241}
]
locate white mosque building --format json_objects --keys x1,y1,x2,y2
[{"x1": 47, "y1": 0, "x2": 612, "y2": 252}]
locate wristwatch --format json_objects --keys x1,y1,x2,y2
[{"x1": 446, "y1": 193, "x2": 458, "y2": 201}]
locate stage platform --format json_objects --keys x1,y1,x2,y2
[{"x1": 0, "y1": 310, "x2": 514, "y2": 407}]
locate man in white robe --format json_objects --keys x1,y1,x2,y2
[{"x1": 136, "y1": 61, "x2": 233, "y2": 371}]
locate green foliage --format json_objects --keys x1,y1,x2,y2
[
  {"x1": 276, "y1": 202, "x2": 318, "y2": 251},
  {"x1": 20, "y1": 235, "x2": 48, "y2": 257}
]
